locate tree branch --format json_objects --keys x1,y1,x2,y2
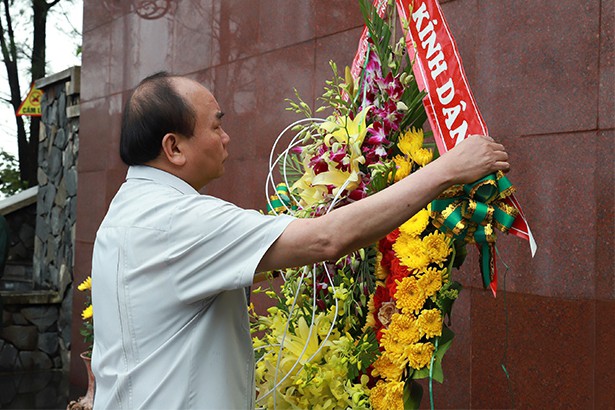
[{"x1": 46, "y1": 0, "x2": 61, "y2": 9}]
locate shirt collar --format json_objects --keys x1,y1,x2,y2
[{"x1": 126, "y1": 165, "x2": 199, "y2": 195}]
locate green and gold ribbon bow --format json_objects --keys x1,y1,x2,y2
[
  {"x1": 266, "y1": 183, "x2": 297, "y2": 215},
  {"x1": 430, "y1": 171, "x2": 519, "y2": 293}
]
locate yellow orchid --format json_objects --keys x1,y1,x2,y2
[
  {"x1": 291, "y1": 161, "x2": 329, "y2": 207},
  {"x1": 312, "y1": 107, "x2": 372, "y2": 194},
  {"x1": 291, "y1": 107, "x2": 374, "y2": 208},
  {"x1": 280, "y1": 316, "x2": 323, "y2": 364},
  {"x1": 253, "y1": 298, "x2": 371, "y2": 409}
]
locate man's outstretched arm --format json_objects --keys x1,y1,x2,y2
[{"x1": 256, "y1": 135, "x2": 508, "y2": 274}]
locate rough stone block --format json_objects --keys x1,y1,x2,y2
[
  {"x1": 21, "y1": 306, "x2": 58, "y2": 332},
  {"x1": 0, "y1": 341, "x2": 18, "y2": 371},
  {"x1": 66, "y1": 168, "x2": 78, "y2": 197},
  {"x1": 0, "y1": 373, "x2": 16, "y2": 405},
  {"x1": 2, "y1": 311, "x2": 11, "y2": 326},
  {"x1": 43, "y1": 185, "x2": 57, "y2": 214},
  {"x1": 67, "y1": 104, "x2": 80, "y2": 118},
  {"x1": 45, "y1": 239, "x2": 57, "y2": 267},
  {"x1": 37, "y1": 333, "x2": 59, "y2": 355},
  {"x1": 48, "y1": 146, "x2": 63, "y2": 182},
  {"x1": 1, "y1": 326, "x2": 38, "y2": 350},
  {"x1": 48, "y1": 104, "x2": 58, "y2": 126},
  {"x1": 12, "y1": 312, "x2": 28, "y2": 326},
  {"x1": 50, "y1": 207, "x2": 62, "y2": 236},
  {"x1": 18, "y1": 351, "x2": 53, "y2": 371},
  {"x1": 16, "y1": 367, "x2": 54, "y2": 393},
  {"x1": 37, "y1": 167, "x2": 48, "y2": 185},
  {"x1": 46, "y1": 265, "x2": 59, "y2": 290},
  {"x1": 54, "y1": 128, "x2": 67, "y2": 150},
  {"x1": 59, "y1": 338, "x2": 70, "y2": 369},
  {"x1": 58, "y1": 94, "x2": 67, "y2": 125},
  {"x1": 63, "y1": 145, "x2": 75, "y2": 171},
  {"x1": 54, "y1": 179, "x2": 67, "y2": 208}
]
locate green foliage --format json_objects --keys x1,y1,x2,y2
[
  {"x1": 412, "y1": 326, "x2": 455, "y2": 383},
  {"x1": 0, "y1": 150, "x2": 27, "y2": 196},
  {"x1": 80, "y1": 320, "x2": 94, "y2": 347},
  {"x1": 277, "y1": 152, "x2": 304, "y2": 188},
  {"x1": 403, "y1": 379, "x2": 423, "y2": 410},
  {"x1": 358, "y1": 0, "x2": 393, "y2": 75},
  {"x1": 285, "y1": 88, "x2": 313, "y2": 118},
  {"x1": 367, "y1": 161, "x2": 396, "y2": 194},
  {"x1": 318, "y1": 61, "x2": 354, "y2": 115},
  {"x1": 347, "y1": 327, "x2": 380, "y2": 380}
]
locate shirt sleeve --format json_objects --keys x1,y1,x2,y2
[{"x1": 166, "y1": 194, "x2": 295, "y2": 303}]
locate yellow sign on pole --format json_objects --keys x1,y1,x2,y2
[{"x1": 16, "y1": 84, "x2": 43, "y2": 117}]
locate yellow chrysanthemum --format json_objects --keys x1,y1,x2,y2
[
  {"x1": 371, "y1": 352, "x2": 404, "y2": 382},
  {"x1": 379, "y1": 313, "x2": 421, "y2": 372},
  {"x1": 81, "y1": 304, "x2": 93, "y2": 320},
  {"x1": 369, "y1": 380, "x2": 405, "y2": 410},
  {"x1": 386, "y1": 313, "x2": 420, "y2": 344},
  {"x1": 417, "y1": 308, "x2": 443, "y2": 338},
  {"x1": 423, "y1": 231, "x2": 452, "y2": 266},
  {"x1": 395, "y1": 276, "x2": 427, "y2": 314},
  {"x1": 399, "y1": 207, "x2": 430, "y2": 238},
  {"x1": 393, "y1": 234, "x2": 430, "y2": 271},
  {"x1": 398, "y1": 127, "x2": 424, "y2": 157},
  {"x1": 406, "y1": 342, "x2": 435, "y2": 370},
  {"x1": 393, "y1": 155, "x2": 412, "y2": 182},
  {"x1": 417, "y1": 267, "x2": 443, "y2": 298},
  {"x1": 78, "y1": 276, "x2": 92, "y2": 291},
  {"x1": 411, "y1": 147, "x2": 433, "y2": 166},
  {"x1": 374, "y1": 251, "x2": 388, "y2": 280},
  {"x1": 363, "y1": 293, "x2": 377, "y2": 330}
]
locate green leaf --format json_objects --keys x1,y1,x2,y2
[
  {"x1": 452, "y1": 239, "x2": 468, "y2": 268},
  {"x1": 0, "y1": 150, "x2": 27, "y2": 196},
  {"x1": 403, "y1": 379, "x2": 423, "y2": 410},
  {"x1": 436, "y1": 280, "x2": 462, "y2": 318},
  {"x1": 413, "y1": 326, "x2": 455, "y2": 383}
]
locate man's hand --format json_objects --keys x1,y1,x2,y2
[{"x1": 439, "y1": 135, "x2": 509, "y2": 185}]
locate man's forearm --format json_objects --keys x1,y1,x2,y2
[
  {"x1": 258, "y1": 155, "x2": 453, "y2": 272},
  {"x1": 322, "y1": 157, "x2": 453, "y2": 258},
  {"x1": 257, "y1": 135, "x2": 508, "y2": 273}
]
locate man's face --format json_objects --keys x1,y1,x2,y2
[{"x1": 175, "y1": 79, "x2": 230, "y2": 189}]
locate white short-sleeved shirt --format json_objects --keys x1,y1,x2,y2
[{"x1": 91, "y1": 166, "x2": 294, "y2": 410}]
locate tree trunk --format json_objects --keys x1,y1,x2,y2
[
  {"x1": 0, "y1": 0, "x2": 60, "y2": 187},
  {"x1": 23, "y1": 0, "x2": 55, "y2": 187}
]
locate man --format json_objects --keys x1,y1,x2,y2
[{"x1": 91, "y1": 72, "x2": 509, "y2": 409}]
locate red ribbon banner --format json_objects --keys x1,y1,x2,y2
[
  {"x1": 395, "y1": 0, "x2": 536, "y2": 252},
  {"x1": 350, "y1": 0, "x2": 537, "y2": 290}
]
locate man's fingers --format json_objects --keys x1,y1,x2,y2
[
  {"x1": 489, "y1": 141, "x2": 505, "y2": 151},
  {"x1": 494, "y1": 161, "x2": 510, "y2": 172},
  {"x1": 495, "y1": 150, "x2": 509, "y2": 161},
  {"x1": 470, "y1": 134, "x2": 494, "y2": 142}
]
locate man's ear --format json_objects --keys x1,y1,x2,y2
[{"x1": 161, "y1": 133, "x2": 187, "y2": 166}]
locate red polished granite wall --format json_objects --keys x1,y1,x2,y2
[{"x1": 73, "y1": 0, "x2": 614, "y2": 407}]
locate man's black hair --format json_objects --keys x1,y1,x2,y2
[{"x1": 119, "y1": 71, "x2": 197, "y2": 165}]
